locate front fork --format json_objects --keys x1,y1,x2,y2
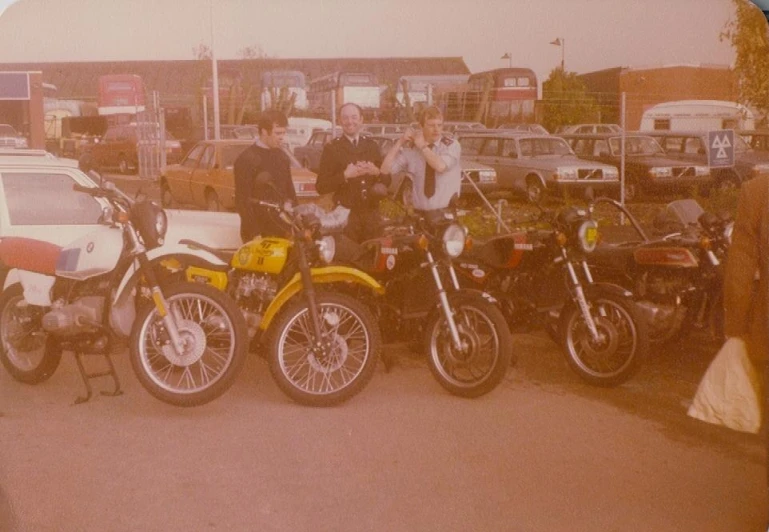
[
  {"x1": 296, "y1": 240, "x2": 326, "y2": 347},
  {"x1": 426, "y1": 252, "x2": 464, "y2": 350},
  {"x1": 564, "y1": 256, "x2": 600, "y2": 342},
  {"x1": 137, "y1": 254, "x2": 186, "y2": 355}
]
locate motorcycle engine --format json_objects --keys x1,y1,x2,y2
[
  {"x1": 635, "y1": 271, "x2": 690, "y2": 301},
  {"x1": 234, "y1": 273, "x2": 278, "y2": 337},
  {"x1": 42, "y1": 296, "x2": 105, "y2": 335}
]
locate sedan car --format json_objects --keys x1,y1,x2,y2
[
  {"x1": 293, "y1": 129, "x2": 341, "y2": 172},
  {"x1": 366, "y1": 133, "x2": 499, "y2": 203},
  {"x1": 458, "y1": 132, "x2": 619, "y2": 203},
  {"x1": 160, "y1": 140, "x2": 318, "y2": 211},
  {"x1": 562, "y1": 133, "x2": 711, "y2": 201},
  {"x1": 648, "y1": 130, "x2": 769, "y2": 189}
]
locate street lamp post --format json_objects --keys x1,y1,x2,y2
[
  {"x1": 549, "y1": 38, "x2": 565, "y2": 71},
  {"x1": 500, "y1": 52, "x2": 512, "y2": 68}
]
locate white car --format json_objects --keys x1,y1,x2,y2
[{"x1": 0, "y1": 154, "x2": 241, "y2": 287}]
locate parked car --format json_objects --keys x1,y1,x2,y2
[
  {"x1": 556, "y1": 124, "x2": 623, "y2": 135},
  {"x1": 647, "y1": 130, "x2": 769, "y2": 189},
  {"x1": 160, "y1": 139, "x2": 318, "y2": 211},
  {"x1": 0, "y1": 154, "x2": 241, "y2": 290},
  {"x1": 739, "y1": 129, "x2": 769, "y2": 152},
  {"x1": 0, "y1": 124, "x2": 28, "y2": 149},
  {"x1": 181, "y1": 124, "x2": 258, "y2": 154},
  {"x1": 457, "y1": 131, "x2": 619, "y2": 203},
  {"x1": 361, "y1": 123, "x2": 407, "y2": 136},
  {"x1": 366, "y1": 133, "x2": 499, "y2": 203},
  {"x1": 293, "y1": 129, "x2": 341, "y2": 172},
  {"x1": 496, "y1": 123, "x2": 549, "y2": 135},
  {"x1": 442, "y1": 121, "x2": 487, "y2": 134},
  {"x1": 89, "y1": 123, "x2": 184, "y2": 174},
  {"x1": 562, "y1": 133, "x2": 711, "y2": 201}
]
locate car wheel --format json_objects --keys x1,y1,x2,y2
[
  {"x1": 526, "y1": 176, "x2": 544, "y2": 204},
  {"x1": 160, "y1": 179, "x2": 173, "y2": 208},
  {"x1": 205, "y1": 189, "x2": 220, "y2": 212}
]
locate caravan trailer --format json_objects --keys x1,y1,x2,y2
[{"x1": 639, "y1": 100, "x2": 755, "y2": 132}]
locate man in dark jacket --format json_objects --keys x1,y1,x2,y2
[
  {"x1": 234, "y1": 110, "x2": 297, "y2": 242},
  {"x1": 316, "y1": 103, "x2": 389, "y2": 242}
]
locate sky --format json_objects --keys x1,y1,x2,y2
[{"x1": 0, "y1": 0, "x2": 760, "y2": 87}]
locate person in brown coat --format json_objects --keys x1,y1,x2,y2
[
  {"x1": 723, "y1": 174, "x2": 769, "y2": 507},
  {"x1": 723, "y1": 174, "x2": 769, "y2": 378}
]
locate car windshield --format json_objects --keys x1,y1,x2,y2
[
  {"x1": 518, "y1": 137, "x2": 573, "y2": 156},
  {"x1": 221, "y1": 144, "x2": 250, "y2": 168},
  {"x1": 609, "y1": 136, "x2": 665, "y2": 156},
  {"x1": 0, "y1": 124, "x2": 17, "y2": 137}
]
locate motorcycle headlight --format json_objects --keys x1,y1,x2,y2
[
  {"x1": 577, "y1": 220, "x2": 599, "y2": 253},
  {"x1": 442, "y1": 223, "x2": 467, "y2": 258},
  {"x1": 155, "y1": 210, "x2": 168, "y2": 242},
  {"x1": 316, "y1": 235, "x2": 336, "y2": 264}
]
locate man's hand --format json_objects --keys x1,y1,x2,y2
[
  {"x1": 343, "y1": 162, "x2": 362, "y2": 179},
  {"x1": 356, "y1": 161, "x2": 381, "y2": 177},
  {"x1": 412, "y1": 129, "x2": 427, "y2": 150}
]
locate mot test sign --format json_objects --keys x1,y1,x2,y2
[{"x1": 707, "y1": 129, "x2": 735, "y2": 168}]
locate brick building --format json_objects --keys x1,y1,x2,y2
[{"x1": 577, "y1": 64, "x2": 738, "y2": 130}]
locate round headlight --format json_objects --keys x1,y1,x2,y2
[
  {"x1": 155, "y1": 210, "x2": 168, "y2": 240},
  {"x1": 577, "y1": 220, "x2": 599, "y2": 253},
  {"x1": 442, "y1": 223, "x2": 466, "y2": 258},
  {"x1": 316, "y1": 236, "x2": 336, "y2": 264}
]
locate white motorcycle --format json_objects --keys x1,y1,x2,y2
[{"x1": 0, "y1": 181, "x2": 248, "y2": 407}]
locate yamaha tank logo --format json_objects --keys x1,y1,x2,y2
[{"x1": 86, "y1": 242, "x2": 95, "y2": 253}]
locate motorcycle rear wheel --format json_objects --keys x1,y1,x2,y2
[
  {"x1": 130, "y1": 282, "x2": 248, "y2": 407},
  {"x1": 267, "y1": 292, "x2": 381, "y2": 407},
  {"x1": 424, "y1": 292, "x2": 512, "y2": 398},
  {"x1": 0, "y1": 284, "x2": 62, "y2": 384},
  {"x1": 560, "y1": 293, "x2": 647, "y2": 387}
]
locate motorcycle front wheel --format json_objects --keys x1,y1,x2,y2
[
  {"x1": 560, "y1": 293, "x2": 648, "y2": 387},
  {"x1": 267, "y1": 292, "x2": 380, "y2": 407},
  {"x1": 0, "y1": 284, "x2": 62, "y2": 384},
  {"x1": 130, "y1": 282, "x2": 248, "y2": 407},
  {"x1": 424, "y1": 292, "x2": 512, "y2": 398}
]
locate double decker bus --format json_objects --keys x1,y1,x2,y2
[
  {"x1": 444, "y1": 68, "x2": 537, "y2": 126},
  {"x1": 97, "y1": 74, "x2": 145, "y2": 116},
  {"x1": 260, "y1": 70, "x2": 308, "y2": 111},
  {"x1": 308, "y1": 71, "x2": 380, "y2": 119}
]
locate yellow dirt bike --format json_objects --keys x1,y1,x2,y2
[{"x1": 179, "y1": 187, "x2": 383, "y2": 407}]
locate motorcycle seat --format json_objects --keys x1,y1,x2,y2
[
  {"x1": 178, "y1": 239, "x2": 236, "y2": 266},
  {"x1": 0, "y1": 237, "x2": 62, "y2": 275}
]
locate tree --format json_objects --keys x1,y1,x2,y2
[
  {"x1": 237, "y1": 44, "x2": 269, "y2": 59},
  {"x1": 540, "y1": 68, "x2": 599, "y2": 133},
  {"x1": 721, "y1": 0, "x2": 769, "y2": 124}
]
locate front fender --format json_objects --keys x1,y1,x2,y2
[
  {"x1": 259, "y1": 266, "x2": 384, "y2": 331},
  {"x1": 113, "y1": 244, "x2": 229, "y2": 308}
]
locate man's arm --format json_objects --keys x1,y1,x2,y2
[
  {"x1": 723, "y1": 179, "x2": 762, "y2": 339},
  {"x1": 435, "y1": 138, "x2": 460, "y2": 175},
  {"x1": 234, "y1": 151, "x2": 255, "y2": 222}
]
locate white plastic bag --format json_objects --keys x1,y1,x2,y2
[{"x1": 687, "y1": 337, "x2": 762, "y2": 434}]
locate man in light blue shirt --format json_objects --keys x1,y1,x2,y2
[{"x1": 381, "y1": 105, "x2": 461, "y2": 211}]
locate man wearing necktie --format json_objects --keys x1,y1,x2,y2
[
  {"x1": 316, "y1": 102, "x2": 389, "y2": 242},
  {"x1": 381, "y1": 105, "x2": 461, "y2": 212}
]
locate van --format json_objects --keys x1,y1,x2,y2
[{"x1": 639, "y1": 100, "x2": 755, "y2": 132}]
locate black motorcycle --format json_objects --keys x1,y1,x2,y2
[
  {"x1": 455, "y1": 197, "x2": 649, "y2": 387},
  {"x1": 336, "y1": 208, "x2": 513, "y2": 398},
  {"x1": 587, "y1": 198, "x2": 732, "y2": 344}
]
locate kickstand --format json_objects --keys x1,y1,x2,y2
[{"x1": 72, "y1": 352, "x2": 123, "y2": 405}]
